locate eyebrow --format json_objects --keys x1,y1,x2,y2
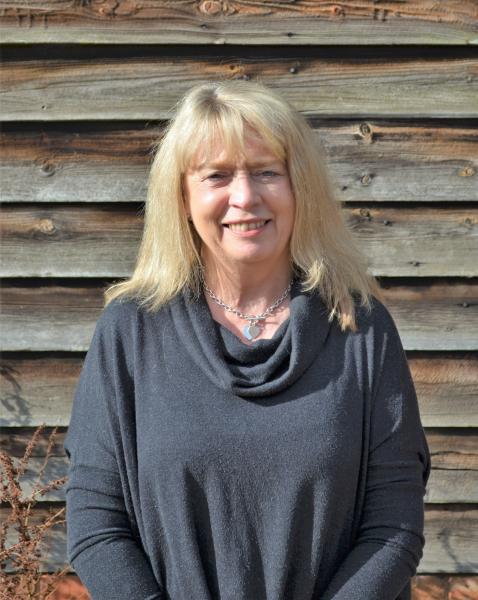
[{"x1": 196, "y1": 159, "x2": 283, "y2": 170}]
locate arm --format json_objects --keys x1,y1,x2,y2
[
  {"x1": 64, "y1": 302, "x2": 165, "y2": 600},
  {"x1": 321, "y1": 302, "x2": 431, "y2": 600}
]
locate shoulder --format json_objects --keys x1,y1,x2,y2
[
  {"x1": 95, "y1": 295, "x2": 172, "y2": 342},
  {"x1": 100, "y1": 296, "x2": 141, "y2": 325},
  {"x1": 352, "y1": 293, "x2": 400, "y2": 340},
  {"x1": 351, "y1": 293, "x2": 411, "y2": 382}
]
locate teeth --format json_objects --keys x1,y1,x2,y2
[{"x1": 228, "y1": 220, "x2": 266, "y2": 232}]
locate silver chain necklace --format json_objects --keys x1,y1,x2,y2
[{"x1": 202, "y1": 278, "x2": 293, "y2": 341}]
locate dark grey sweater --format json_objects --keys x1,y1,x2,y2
[{"x1": 64, "y1": 280, "x2": 431, "y2": 600}]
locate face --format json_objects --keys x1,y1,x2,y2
[{"x1": 183, "y1": 128, "x2": 295, "y2": 276}]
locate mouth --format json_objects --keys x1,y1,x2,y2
[{"x1": 223, "y1": 219, "x2": 271, "y2": 232}]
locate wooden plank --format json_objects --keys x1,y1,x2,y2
[
  {"x1": 409, "y1": 354, "x2": 478, "y2": 428},
  {"x1": 1, "y1": 354, "x2": 476, "y2": 428},
  {"x1": 0, "y1": 1, "x2": 477, "y2": 45},
  {"x1": 2, "y1": 427, "x2": 477, "y2": 503},
  {"x1": 1, "y1": 504, "x2": 477, "y2": 573},
  {"x1": 413, "y1": 575, "x2": 478, "y2": 598},
  {"x1": 347, "y1": 206, "x2": 478, "y2": 277},
  {"x1": 2, "y1": 574, "x2": 477, "y2": 599},
  {"x1": 1, "y1": 120, "x2": 477, "y2": 204},
  {"x1": 1, "y1": 53, "x2": 477, "y2": 121},
  {"x1": 1, "y1": 281, "x2": 477, "y2": 352},
  {"x1": 379, "y1": 281, "x2": 478, "y2": 351},
  {"x1": 2, "y1": 204, "x2": 477, "y2": 277},
  {"x1": 424, "y1": 430, "x2": 478, "y2": 504},
  {"x1": 2, "y1": 574, "x2": 478, "y2": 598}
]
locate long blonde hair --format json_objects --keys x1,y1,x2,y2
[{"x1": 104, "y1": 79, "x2": 384, "y2": 332}]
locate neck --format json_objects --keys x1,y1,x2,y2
[{"x1": 201, "y1": 260, "x2": 294, "y2": 315}]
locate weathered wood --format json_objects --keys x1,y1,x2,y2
[
  {"x1": 1, "y1": 53, "x2": 477, "y2": 121},
  {"x1": 2, "y1": 280, "x2": 476, "y2": 352},
  {"x1": 378, "y1": 281, "x2": 478, "y2": 351},
  {"x1": 347, "y1": 206, "x2": 478, "y2": 277},
  {"x1": 2, "y1": 427, "x2": 477, "y2": 503},
  {"x1": 3, "y1": 574, "x2": 478, "y2": 599},
  {"x1": 1, "y1": 504, "x2": 477, "y2": 573},
  {"x1": 2, "y1": 120, "x2": 477, "y2": 204},
  {"x1": 0, "y1": 357, "x2": 81, "y2": 427},
  {"x1": 0, "y1": 1, "x2": 477, "y2": 45},
  {"x1": 409, "y1": 354, "x2": 478, "y2": 427},
  {"x1": 2, "y1": 573, "x2": 478, "y2": 598},
  {"x1": 412, "y1": 575, "x2": 478, "y2": 599},
  {"x1": 1, "y1": 354, "x2": 476, "y2": 428},
  {"x1": 2, "y1": 204, "x2": 477, "y2": 277}
]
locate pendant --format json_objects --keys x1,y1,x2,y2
[{"x1": 244, "y1": 323, "x2": 261, "y2": 341}]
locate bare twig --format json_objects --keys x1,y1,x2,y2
[{"x1": 0, "y1": 424, "x2": 71, "y2": 600}]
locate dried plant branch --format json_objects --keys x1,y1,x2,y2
[{"x1": 0, "y1": 424, "x2": 72, "y2": 600}]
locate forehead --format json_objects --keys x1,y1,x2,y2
[{"x1": 187, "y1": 130, "x2": 282, "y2": 171}]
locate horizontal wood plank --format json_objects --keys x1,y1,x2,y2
[
  {"x1": 2, "y1": 280, "x2": 477, "y2": 352},
  {"x1": 2, "y1": 575, "x2": 478, "y2": 599},
  {"x1": 413, "y1": 576, "x2": 478, "y2": 599},
  {"x1": 1, "y1": 427, "x2": 477, "y2": 504},
  {"x1": 1, "y1": 353, "x2": 476, "y2": 428},
  {"x1": 0, "y1": 1, "x2": 477, "y2": 45},
  {"x1": 1, "y1": 504, "x2": 477, "y2": 573},
  {"x1": 2, "y1": 573, "x2": 478, "y2": 598},
  {"x1": 1, "y1": 54, "x2": 477, "y2": 120},
  {"x1": 1, "y1": 120, "x2": 477, "y2": 203},
  {"x1": 2, "y1": 204, "x2": 477, "y2": 277}
]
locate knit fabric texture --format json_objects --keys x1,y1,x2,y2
[{"x1": 64, "y1": 279, "x2": 431, "y2": 600}]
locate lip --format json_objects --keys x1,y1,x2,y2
[
  {"x1": 223, "y1": 219, "x2": 271, "y2": 226},
  {"x1": 223, "y1": 220, "x2": 270, "y2": 237}
]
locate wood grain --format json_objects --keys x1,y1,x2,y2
[
  {"x1": 1, "y1": 427, "x2": 477, "y2": 504},
  {"x1": 2, "y1": 204, "x2": 477, "y2": 277},
  {"x1": 0, "y1": 1, "x2": 477, "y2": 45},
  {"x1": 2, "y1": 280, "x2": 477, "y2": 352},
  {"x1": 1, "y1": 53, "x2": 476, "y2": 120},
  {"x1": 2, "y1": 574, "x2": 478, "y2": 599},
  {"x1": 2, "y1": 574, "x2": 478, "y2": 600},
  {"x1": 2, "y1": 120, "x2": 476, "y2": 203},
  {"x1": 1, "y1": 504, "x2": 477, "y2": 573},
  {"x1": 1, "y1": 353, "x2": 476, "y2": 428}
]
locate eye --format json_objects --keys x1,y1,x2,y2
[
  {"x1": 254, "y1": 170, "x2": 279, "y2": 178},
  {"x1": 206, "y1": 172, "x2": 228, "y2": 180}
]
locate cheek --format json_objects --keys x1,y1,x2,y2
[{"x1": 190, "y1": 191, "x2": 224, "y2": 221}]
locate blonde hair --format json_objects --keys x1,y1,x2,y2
[{"x1": 104, "y1": 79, "x2": 384, "y2": 332}]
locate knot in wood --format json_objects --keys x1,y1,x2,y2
[
  {"x1": 360, "y1": 174, "x2": 372, "y2": 186},
  {"x1": 383, "y1": 219, "x2": 391, "y2": 226},
  {"x1": 459, "y1": 166, "x2": 476, "y2": 177},
  {"x1": 40, "y1": 162, "x2": 55, "y2": 177},
  {"x1": 38, "y1": 218, "x2": 55, "y2": 234},
  {"x1": 359, "y1": 123, "x2": 373, "y2": 142},
  {"x1": 199, "y1": 1, "x2": 222, "y2": 16}
]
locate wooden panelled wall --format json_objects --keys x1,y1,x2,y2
[{"x1": 1, "y1": 1, "x2": 477, "y2": 598}]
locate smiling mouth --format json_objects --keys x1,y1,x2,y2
[{"x1": 224, "y1": 220, "x2": 270, "y2": 232}]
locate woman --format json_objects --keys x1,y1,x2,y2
[{"x1": 64, "y1": 79, "x2": 431, "y2": 600}]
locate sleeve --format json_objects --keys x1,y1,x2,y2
[
  {"x1": 63, "y1": 303, "x2": 165, "y2": 600},
  {"x1": 321, "y1": 301, "x2": 431, "y2": 600}
]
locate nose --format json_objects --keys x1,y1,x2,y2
[{"x1": 229, "y1": 171, "x2": 259, "y2": 208}]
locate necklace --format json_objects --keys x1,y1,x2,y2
[{"x1": 202, "y1": 278, "x2": 293, "y2": 341}]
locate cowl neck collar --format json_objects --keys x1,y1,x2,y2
[{"x1": 168, "y1": 279, "x2": 332, "y2": 398}]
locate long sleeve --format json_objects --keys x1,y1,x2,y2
[
  {"x1": 321, "y1": 302, "x2": 431, "y2": 600},
  {"x1": 63, "y1": 303, "x2": 165, "y2": 600}
]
